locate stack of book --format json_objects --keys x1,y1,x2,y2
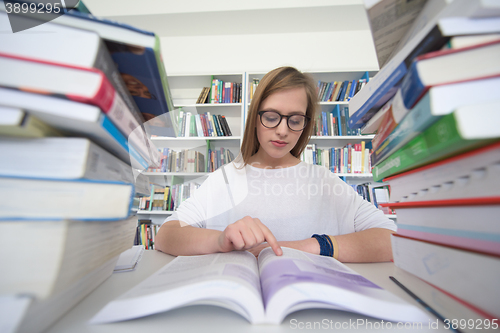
[
  {"x1": 0, "y1": 5, "x2": 172, "y2": 332},
  {"x1": 350, "y1": 0, "x2": 500, "y2": 324}
]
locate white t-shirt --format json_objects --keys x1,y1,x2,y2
[{"x1": 165, "y1": 161, "x2": 396, "y2": 241}]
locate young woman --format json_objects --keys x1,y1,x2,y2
[{"x1": 155, "y1": 66, "x2": 396, "y2": 262}]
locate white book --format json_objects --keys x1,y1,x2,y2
[
  {"x1": 91, "y1": 247, "x2": 429, "y2": 325},
  {"x1": 391, "y1": 234, "x2": 500, "y2": 319},
  {"x1": 194, "y1": 114, "x2": 204, "y2": 137},
  {"x1": 0, "y1": 177, "x2": 134, "y2": 220},
  {"x1": 0, "y1": 88, "x2": 148, "y2": 169},
  {"x1": 17, "y1": 256, "x2": 120, "y2": 333},
  {"x1": 0, "y1": 11, "x2": 143, "y2": 126},
  {"x1": 0, "y1": 137, "x2": 134, "y2": 183},
  {"x1": 385, "y1": 142, "x2": 500, "y2": 203},
  {"x1": 184, "y1": 112, "x2": 192, "y2": 137},
  {"x1": 0, "y1": 54, "x2": 160, "y2": 167},
  {"x1": 0, "y1": 216, "x2": 136, "y2": 299}
]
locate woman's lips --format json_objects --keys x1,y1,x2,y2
[{"x1": 271, "y1": 140, "x2": 287, "y2": 147}]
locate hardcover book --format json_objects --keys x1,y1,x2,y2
[
  {"x1": 51, "y1": 10, "x2": 175, "y2": 118},
  {"x1": 371, "y1": 75, "x2": 500, "y2": 166},
  {"x1": 0, "y1": 137, "x2": 135, "y2": 184},
  {"x1": 0, "y1": 52, "x2": 160, "y2": 168},
  {"x1": 0, "y1": 176, "x2": 134, "y2": 220},
  {"x1": 383, "y1": 141, "x2": 500, "y2": 203},
  {"x1": 0, "y1": 87, "x2": 149, "y2": 170},
  {"x1": 371, "y1": 101, "x2": 500, "y2": 181},
  {"x1": 391, "y1": 234, "x2": 500, "y2": 319},
  {"x1": 0, "y1": 11, "x2": 145, "y2": 126},
  {"x1": 383, "y1": 198, "x2": 500, "y2": 256},
  {"x1": 0, "y1": 216, "x2": 136, "y2": 299},
  {"x1": 349, "y1": 0, "x2": 500, "y2": 129}
]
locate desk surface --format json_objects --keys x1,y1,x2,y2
[{"x1": 47, "y1": 251, "x2": 452, "y2": 333}]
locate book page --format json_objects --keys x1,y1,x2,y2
[
  {"x1": 364, "y1": 0, "x2": 428, "y2": 68},
  {"x1": 258, "y1": 247, "x2": 429, "y2": 324},
  {"x1": 91, "y1": 251, "x2": 265, "y2": 324},
  {"x1": 258, "y1": 247, "x2": 381, "y2": 306},
  {"x1": 121, "y1": 251, "x2": 260, "y2": 299}
]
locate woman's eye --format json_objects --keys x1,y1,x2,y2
[{"x1": 265, "y1": 116, "x2": 279, "y2": 122}]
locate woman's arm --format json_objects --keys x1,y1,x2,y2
[
  {"x1": 333, "y1": 228, "x2": 395, "y2": 262},
  {"x1": 155, "y1": 216, "x2": 282, "y2": 257},
  {"x1": 248, "y1": 228, "x2": 395, "y2": 262}
]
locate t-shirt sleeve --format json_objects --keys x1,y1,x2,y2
[
  {"x1": 352, "y1": 192, "x2": 397, "y2": 232},
  {"x1": 162, "y1": 167, "x2": 235, "y2": 228},
  {"x1": 163, "y1": 178, "x2": 210, "y2": 228}
]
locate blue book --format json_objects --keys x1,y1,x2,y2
[
  {"x1": 52, "y1": 10, "x2": 176, "y2": 136},
  {"x1": 332, "y1": 105, "x2": 342, "y2": 136},
  {"x1": 347, "y1": 80, "x2": 358, "y2": 101},
  {"x1": 371, "y1": 75, "x2": 500, "y2": 166},
  {"x1": 338, "y1": 80, "x2": 349, "y2": 102},
  {"x1": 400, "y1": 39, "x2": 500, "y2": 110},
  {"x1": 348, "y1": 1, "x2": 500, "y2": 129},
  {"x1": 0, "y1": 87, "x2": 149, "y2": 170},
  {"x1": 321, "y1": 112, "x2": 328, "y2": 136}
]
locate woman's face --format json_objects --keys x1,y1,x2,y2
[{"x1": 254, "y1": 87, "x2": 308, "y2": 165}]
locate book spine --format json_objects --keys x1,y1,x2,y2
[
  {"x1": 399, "y1": 60, "x2": 427, "y2": 109},
  {"x1": 371, "y1": 91, "x2": 436, "y2": 166},
  {"x1": 195, "y1": 114, "x2": 204, "y2": 137},
  {"x1": 349, "y1": 24, "x2": 449, "y2": 129},
  {"x1": 217, "y1": 115, "x2": 227, "y2": 136},
  {"x1": 94, "y1": 40, "x2": 145, "y2": 125},
  {"x1": 99, "y1": 114, "x2": 149, "y2": 169},
  {"x1": 221, "y1": 115, "x2": 232, "y2": 136}
]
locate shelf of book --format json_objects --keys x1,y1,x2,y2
[{"x1": 141, "y1": 70, "x2": 379, "y2": 225}]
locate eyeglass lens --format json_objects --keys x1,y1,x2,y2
[{"x1": 260, "y1": 111, "x2": 307, "y2": 131}]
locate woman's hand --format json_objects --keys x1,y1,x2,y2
[{"x1": 217, "y1": 216, "x2": 282, "y2": 256}]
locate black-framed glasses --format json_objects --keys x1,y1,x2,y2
[{"x1": 258, "y1": 111, "x2": 310, "y2": 132}]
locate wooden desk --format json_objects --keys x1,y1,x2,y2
[{"x1": 46, "y1": 250, "x2": 453, "y2": 333}]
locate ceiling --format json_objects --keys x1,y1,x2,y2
[{"x1": 81, "y1": 0, "x2": 370, "y2": 38}]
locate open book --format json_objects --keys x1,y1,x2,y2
[{"x1": 91, "y1": 248, "x2": 429, "y2": 325}]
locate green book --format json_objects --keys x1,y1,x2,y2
[
  {"x1": 190, "y1": 114, "x2": 197, "y2": 137},
  {"x1": 371, "y1": 104, "x2": 500, "y2": 181}
]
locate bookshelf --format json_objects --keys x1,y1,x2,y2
[
  {"x1": 251, "y1": 70, "x2": 376, "y2": 185},
  {"x1": 140, "y1": 70, "x2": 383, "y2": 223}
]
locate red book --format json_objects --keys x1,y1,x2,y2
[{"x1": 0, "y1": 52, "x2": 160, "y2": 167}]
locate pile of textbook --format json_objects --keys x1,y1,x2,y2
[
  {"x1": 350, "y1": 0, "x2": 500, "y2": 325},
  {"x1": 0, "y1": 3, "x2": 170, "y2": 332}
]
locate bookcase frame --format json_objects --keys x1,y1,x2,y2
[{"x1": 138, "y1": 70, "x2": 381, "y2": 222}]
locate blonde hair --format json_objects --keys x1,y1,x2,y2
[{"x1": 239, "y1": 66, "x2": 318, "y2": 166}]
